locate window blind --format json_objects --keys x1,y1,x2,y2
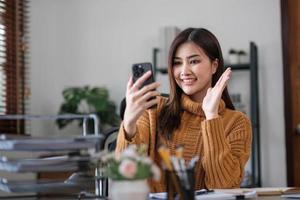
[{"x1": 0, "y1": 0, "x2": 29, "y2": 134}]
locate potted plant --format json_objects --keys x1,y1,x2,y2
[
  {"x1": 56, "y1": 86, "x2": 120, "y2": 133},
  {"x1": 228, "y1": 48, "x2": 238, "y2": 64},
  {"x1": 238, "y1": 50, "x2": 247, "y2": 64}
]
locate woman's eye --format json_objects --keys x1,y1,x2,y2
[
  {"x1": 190, "y1": 60, "x2": 200, "y2": 64},
  {"x1": 173, "y1": 61, "x2": 181, "y2": 66}
]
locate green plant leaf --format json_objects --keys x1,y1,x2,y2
[{"x1": 57, "y1": 86, "x2": 120, "y2": 131}]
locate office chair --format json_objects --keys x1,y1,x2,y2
[
  {"x1": 101, "y1": 127, "x2": 119, "y2": 151},
  {"x1": 100, "y1": 98, "x2": 126, "y2": 152}
]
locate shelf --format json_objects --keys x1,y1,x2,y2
[
  {"x1": 225, "y1": 64, "x2": 250, "y2": 70},
  {"x1": 155, "y1": 68, "x2": 168, "y2": 74},
  {"x1": 155, "y1": 64, "x2": 250, "y2": 73},
  {"x1": 152, "y1": 47, "x2": 251, "y2": 74}
]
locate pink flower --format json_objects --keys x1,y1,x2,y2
[{"x1": 118, "y1": 159, "x2": 137, "y2": 179}]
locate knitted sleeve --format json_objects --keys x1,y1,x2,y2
[
  {"x1": 201, "y1": 113, "x2": 252, "y2": 188},
  {"x1": 115, "y1": 110, "x2": 151, "y2": 154},
  {"x1": 115, "y1": 96, "x2": 165, "y2": 154}
]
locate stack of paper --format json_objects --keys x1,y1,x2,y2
[
  {"x1": 0, "y1": 155, "x2": 91, "y2": 172},
  {"x1": 281, "y1": 188, "x2": 300, "y2": 199},
  {"x1": 0, "y1": 134, "x2": 103, "y2": 194},
  {"x1": 0, "y1": 134, "x2": 102, "y2": 151},
  {"x1": 223, "y1": 187, "x2": 293, "y2": 196},
  {"x1": 0, "y1": 178, "x2": 93, "y2": 193},
  {"x1": 195, "y1": 190, "x2": 257, "y2": 200},
  {"x1": 148, "y1": 189, "x2": 257, "y2": 200}
]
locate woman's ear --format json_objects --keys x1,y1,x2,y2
[{"x1": 212, "y1": 59, "x2": 219, "y2": 74}]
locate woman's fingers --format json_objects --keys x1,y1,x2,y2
[
  {"x1": 137, "y1": 82, "x2": 160, "y2": 96},
  {"x1": 206, "y1": 87, "x2": 212, "y2": 95},
  {"x1": 139, "y1": 90, "x2": 160, "y2": 102},
  {"x1": 143, "y1": 97, "x2": 159, "y2": 109},
  {"x1": 131, "y1": 71, "x2": 152, "y2": 91},
  {"x1": 220, "y1": 68, "x2": 231, "y2": 90},
  {"x1": 127, "y1": 76, "x2": 133, "y2": 91},
  {"x1": 222, "y1": 71, "x2": 231, "y2": 90},
  {"x1": 206, "y1": 68, "x2": 231, "y2": 101},
  {"x1": 215, "y1": 67, "x2": 231, "y2": 90}
]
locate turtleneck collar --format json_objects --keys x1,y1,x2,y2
[{"x1": 180, "y1": 93, "x2": 226, "y2": 116}]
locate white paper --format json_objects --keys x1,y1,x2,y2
[{"x1": 148, "y1": 190, "x2": 257, "y2": 200}]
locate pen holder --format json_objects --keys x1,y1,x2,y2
[{"x1": 165, "y1": 169, "x2": 195, "y2": 200}]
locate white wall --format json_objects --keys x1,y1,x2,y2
[{"x1": 29, "y1": 0, "x2": 286, "y2": 187}]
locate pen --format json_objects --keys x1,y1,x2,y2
[
  {"x1": 178, "y1": 158, "x2": 191, "y2": 190},
  {"x1": 195, "y1": 189, "x2": 214, "y2": 195},
  {"x1": 235, "y1": 194, "x2": 245, "y2": 199}
]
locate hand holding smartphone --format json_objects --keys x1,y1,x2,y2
[{"x1": 123, "y1": 62, "x2": 160, "y2": 138}]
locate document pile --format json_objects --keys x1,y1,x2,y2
[
  {"x1": 281, "y1": 188, "x2": 300, "y2": 199},
  {"x1": 0, "y1": 134, "x2": 103, "y2": 194}
]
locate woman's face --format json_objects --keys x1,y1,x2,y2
[{"x1": 172, "y1": 42, "x2": 218, "y2": 102}]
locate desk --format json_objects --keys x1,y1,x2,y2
[
  {"x1": 0, "y1": 195, "x2": 286, "y2": 200},
  {"x1": 0, "y1": 196, "x2": 107, "y2": 200},
  {"x1": 0, "y1": 193, "x2": 107, "y2": 200},
  {"x1": 0, "y1": 196, "x2": 284, "y2": 200},
  {"x1": 0, "y1": 188, "x2": 292, "y2": 200}
]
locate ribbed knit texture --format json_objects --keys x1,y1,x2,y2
[{"x1": 116, "y1": 94, "x2": 252, "y2": 192}]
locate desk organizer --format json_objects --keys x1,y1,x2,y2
[
  {"x1": 165, "y1": 168, "x2": 195, "y2": 200},
  {"x1": 0, "y1": 134, "x2": 103, "y2": 195},
  {"x1": 0, "y1": 114, "x2": 107, "y2": 199}
]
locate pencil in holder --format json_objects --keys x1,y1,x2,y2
[{"x1": 165, "y1": 169, "x2": 195, "y2": 200}]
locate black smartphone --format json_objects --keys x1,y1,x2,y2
[{"x1": 132, "y1": 62, "x2": 155, "y2": 88}]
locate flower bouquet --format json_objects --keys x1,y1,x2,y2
[
  {"x1": 101, "y1": 144, "x2": 160, "y2": 181},
  {"x1": 101, "y1": 144, "x2": 161, "y2": 200}
]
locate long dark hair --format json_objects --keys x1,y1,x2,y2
[{"x1": 158, "y1": 28, "x2": 235, "y2": 138}]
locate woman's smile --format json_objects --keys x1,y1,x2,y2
[{"x1": 181, "y1": 77, "x2": 197, "y2": 85}]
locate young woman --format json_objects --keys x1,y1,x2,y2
[{"x1": 116, "y1": 28, "x2": 252, "y2": 192}]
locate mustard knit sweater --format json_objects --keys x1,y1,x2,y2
[{"x1": 116, "y1": 94, "x2": 252, "y2": 193}]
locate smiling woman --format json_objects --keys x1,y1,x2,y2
[
  {"x1": 0, "y1": 0, "x2": 29, "y2": 134},
  {"x1": 116, "y1": 28, "x2": 252, "y2": 193}
]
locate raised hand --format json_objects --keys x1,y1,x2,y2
[
  {"x1": 123, "y1": 71, "x2": 160, "y2": 138},
  {"x1": 202, "y1": 68, "x2": 232, "y2": 120}
]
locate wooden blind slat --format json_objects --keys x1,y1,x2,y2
[{"x1": 0, "y1": 0, "x2": 28, "y2": 134}]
